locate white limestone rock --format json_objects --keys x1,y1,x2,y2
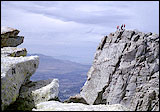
[
  {"x1": 1, "y1": 47, "x2": 27, "y2": 57},
  {"x1": 6, "y1": 79, "x2": 59, "y2": 110},
  {"x1": 79, "y1": 30, "x2": 159, "y2": 111},
  {"x1": 80, "y1": 42, "x2": 126, "y2": 105},
  {"x1": 32, "y1": 101, "x2": 129, "y2": 111},
  {"x1": 1, "y1": 26, "x2": 19, "y2": 36},
  {"x1": 1, "y1": 56, "x2": 39, "y2": 110}
]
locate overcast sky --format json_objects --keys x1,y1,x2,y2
[{"x1": 1, "y1": 1, "x2": 159, "y2": 64}]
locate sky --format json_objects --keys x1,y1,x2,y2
[{"x1": 1, "y1": 1, "x2": 159, "y2": 64}]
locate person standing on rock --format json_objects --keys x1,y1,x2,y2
[
  {"x1": 117, "y1": 25, "x2": 119, "y2": 31},
  {"x1": 121, "y1": 24, "x2": 123, "y2": 30},
  {"x1": 123, "y1": 24, "x2": 125, "y2": 30}
]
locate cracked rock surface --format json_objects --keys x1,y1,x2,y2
[
  {"x1": 1, "y1": 56, "x2": 39, "y2": 110},
  {"x1": 78, "y1": 30, "x2": 159, "y2": 111},
  {"x1": 6, "y1": 79, "x2": 59, "y2": 110}
]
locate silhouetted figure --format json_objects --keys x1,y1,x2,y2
[
  {"x1": 121, "y1": 24, "x2": 123, "y2": 30},
  {"x1": 117, "y1": 26, "x2": 119, "y2": 29},
  {"x1": 124, "y1": 24, "x2": 125, "y2": 30},
  {"x1": 117, "y1": 25, "x2": 119, "y2": 31}
]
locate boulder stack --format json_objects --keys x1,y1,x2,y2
[{"x1": 1, "y1": 27, "x2": 59, "y2": 111}]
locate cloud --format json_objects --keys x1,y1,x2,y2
[
  {"x1": 1, "y1": 1, "x2": 131, "y2": 26},
  {"x1": 1, "y1": 1, "x2": 159, "y2": 64}
]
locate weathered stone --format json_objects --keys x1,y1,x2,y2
[
  {"x1": 1, "y1": 36, "x2": 24, "y2": 47},
  {"x1": 147, "y1": 34, "x2": 159, "y2": 41},
  {"x1": 136, "y1": 44, "x2": 147, "y2": 58},
  {"x1": 1, "y1": 26, "x2": 19, "y2": 37},
  {"x1": 1, "y1": 56, "x2": 39, "y2": 110},
  {"x1": 64, "y1": 94, "x2": 88, "y2": 104},
  {"x1": 1, "y1": 26, "x2": 24, "y2": 47},
  {"x1": 146, "y1": 53, "x2": 155, "y2": 63},
  {"x1": 97, "y1": 36, "x2": 107, "y2": 50},
  {"x1": 32, "y1": 101, "x2": 129, "y2": 111},
  {"x1": 80, "y1": 42, "x2": 126, "y2": 105},
  {"x1": 6, "y1": 79, "x2": 59, "y2": 110},
  {"x1": 132, "y1": 34, "x2": 140, "y2": 42},
  {"x1": 130, "y1": 72, "x2": 159, "y2": 111},
  {"x1": 1, "y1": 47, "x2": 27, "y2": 57},
  {"x1": 150, "y1": 63, "x2": 159, "y2": 75},
  {"x1": 121, "y1": 30, "x2": 135, "y2": 40},
  {"x1": 78, "y1": 30, "x2": 159, "y2": 111},
  {"x1": 145, "y1": 32, "x2": 152, "y2": 37},
  {"x1": 122, "y1": 49, "x2": 137, "y2": 62}
]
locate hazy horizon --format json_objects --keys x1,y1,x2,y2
[{"x1": 1, "y1": 1, "x2": 159, "y2": 64}]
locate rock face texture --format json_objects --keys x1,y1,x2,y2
[
  {"x1": 1, "y1": 27, "x2": 40, "y2": 110},
  {"x1": 32, "y1": 101, "x2": 129, "y2": 111},
  {"x1": 6, "y1": 79, "x2": 59, "y2": 110},
  {"x1": 78, "y1": 30, "x2": 159, "y2": 111},
  {"x1": 1, "y1": 56, "x2": 39, "y2": 110},
  {"x1": 1, "y1": 26, "x2": 24, "y2": 47},
  {"x1": 1, "y1": 47, "x2": 27, "y2": 57}
]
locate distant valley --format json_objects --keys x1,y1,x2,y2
[{"x1": 29, "y1": 53, "x2": 91, "y2": 101}]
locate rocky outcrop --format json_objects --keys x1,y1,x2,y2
[
  {"x1": 77, "y1": 29, "x2": 159, "y2": 111},
  {"x1": 1, "y1": 47, "x2": 27, "y2": 57},
  {"x1": 1, "y1": 26, "x2": 24, "y2": 47},
  {"x1": 32, "y1": 101, "x2": 129, "y2": 111},
  {"x1": 1, "y1": 27, "x2": 61, "y2": 111},
  {"x1": 64, "y1": 94, "x2": 88, "y2": 104},
  {"x1": 1, "y1": 56, "x2": 39, "y2": 110},
  {"x1": 1, "y1": 27, "x2": 40, "y2": 110},
  {"x1": 6, "y1": 79, "x2": 59, "y2": 110}
]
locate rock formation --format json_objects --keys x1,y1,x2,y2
[
  {"x1": 6, "y1": 79, "x2": 59, "y2": 110},
  {"x1": 1, "y1": 27, "x2": 59, "y2": 111},
  {"x1": 32, "y1": 101, "x2": 129, "y2": 111},
  {"x1": 76, "y1": 29, "x2": 159, "y2": 111},
  {"x1": 1, "y1": 47, "x2": 27, "y2": 57},
  {"x1": 1, "y1": 55, "x2": 39, "y2": 110},
  {"x1": 1, "y1": 26, "x2": 24, "y2": 47},
  {"x1": 1, "y1": 26, "x2": 159, "y2": 111}
]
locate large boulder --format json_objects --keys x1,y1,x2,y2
[
  {"x1": 1, "y1": 26, "x2": 24, "y2": 47},
  {"x1": 1, "y1": 56, "x2": 39, "y2": 110},
  {"x1": 32, "y1": 101, "x2": 129, "y2": 111},
  {"x1": 79, "y1": 30, "x2": 159, "y2": 111},
  {"x1": 6, "y1": 79, "x2": 59, "y2": 110}
]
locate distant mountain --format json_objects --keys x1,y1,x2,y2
[
  {"x1": 53, "y1": 55, "x2": 93, "y2": 65},
  {"x1": 28, "y1": 53, "x2": 91, "y2": 101}
]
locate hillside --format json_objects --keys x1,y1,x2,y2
[{"x1": 29, "y1": 53, "x2": 91, "y2": 101}]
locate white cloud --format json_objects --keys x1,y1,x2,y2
[{"x1": 1, "y1": 1, "x2": 159, "y2": 64}]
